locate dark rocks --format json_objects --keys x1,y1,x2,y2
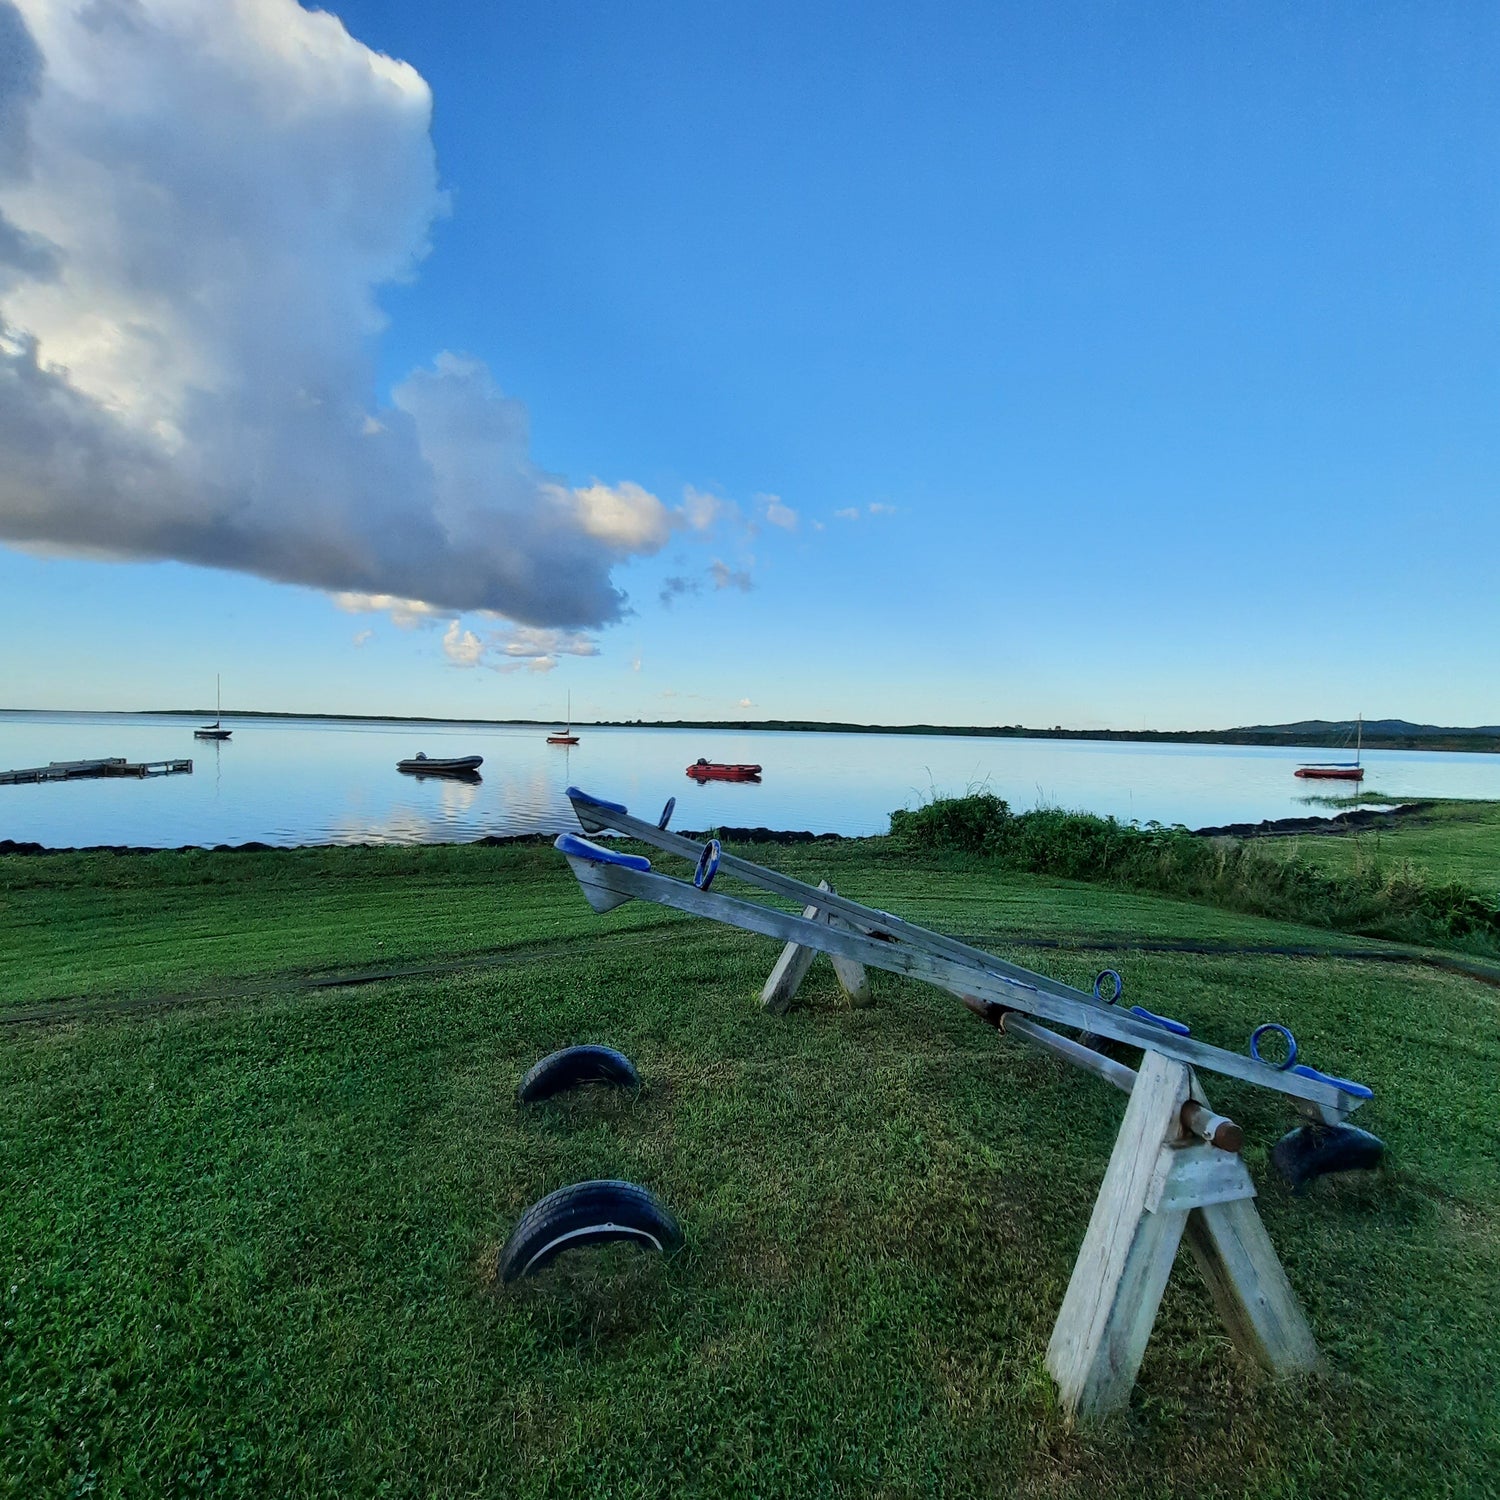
[{"x1": 1194, "y1": 804, "x2": 1425, "y2": 839}]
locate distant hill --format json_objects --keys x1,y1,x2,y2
[
  {"x1": 1227, "y1": 720, "x2": 1500, "y2": 751},
  {"x1": 1242, "y1": 718, "x2": 1500, "y2": 738},
  {"x1": 588, "y1": 717, "x2": 1500, "y2": 752}
]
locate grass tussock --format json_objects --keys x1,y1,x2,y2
[{"x1": 889, "y1": 793, "x2": 1500, "y2": 953}]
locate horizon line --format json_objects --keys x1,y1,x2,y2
[{"x1": 2, "y1": 706, "x2": 1497, "y2": 749}]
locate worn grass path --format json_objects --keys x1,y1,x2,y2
[{"x1": 2, "y1": 839, "x2": 1498, "y2": 1497}]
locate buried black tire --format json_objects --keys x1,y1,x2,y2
[
  {"x1": 1272, "y1": 1123, "x2": 1386, "y2": 1192},
  {"x1": 498, "y1": 1179, "x2": 684, "y2": 1282},
  {"x1": 516, "y1": 1044, "x2": 641, "y2": 1104}
]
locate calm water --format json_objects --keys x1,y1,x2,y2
[{"x1": 3, "y1": 711, "x2": 1499, "y2": 850}]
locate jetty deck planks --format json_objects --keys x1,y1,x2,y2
[{"x1": 0, "y1": 757, "x2": 193, "y2": 785}]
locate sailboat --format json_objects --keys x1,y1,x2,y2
[
  {"x1": 1294, "y1": 714, "x2": 1363, "y2": 781},
  {"x1": 546, "y1": 692, "x2": 580, "y2": 745},
  {"x1": 194, "y1": 675, "x2": 232, "y2": 741}
]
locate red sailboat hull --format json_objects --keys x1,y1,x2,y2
[{"x1": 1294, "y1": 766, "x2": 1364, "y2": 781}]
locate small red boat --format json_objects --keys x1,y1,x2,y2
[{"x1": 686, "y1": 759, "x2": 762, "y2": 782}]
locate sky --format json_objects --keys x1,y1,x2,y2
[{"x1": 0, "y1": 0, "x2": 1495, "y2": 728}]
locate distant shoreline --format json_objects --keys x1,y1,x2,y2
[{"x1": 3, "y1": 707, "x2": 1498, "y2": 754}]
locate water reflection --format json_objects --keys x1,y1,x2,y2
[{"x1": 3, "y1": 710, "x2": 1500, "y2": 850}]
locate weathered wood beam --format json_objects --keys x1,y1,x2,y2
[
  {"x1": 568, "y1": 790, "x2": 1094, "y2": 1009},
  {"x1": 1182, "y1": 1199, "x2": 1319, "y2": 1374},
  {"x1": 760, "y1": 880, "x2": 873, "y2": 1012},
  {"x1": 557, "y1": 845, "x2": 1365, "y2": 1116},
  {"x1": 1046, "y1": 1050, "x2": 1196, "y2": 1418}
]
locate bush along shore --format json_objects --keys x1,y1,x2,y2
[{"x1": 888, "y1": 793, "x2": 1500, "y2": 956}]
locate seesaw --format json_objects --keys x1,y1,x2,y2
[{"x1": 554, "y1": 786, "x2": 1385, "y2": 1418}]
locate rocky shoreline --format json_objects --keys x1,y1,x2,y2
[
  {"x1": 0, "y1": 806, "x2": 1431, "y2": 857},
  {"x1": 1193, "y1": 802, "x2": 1424, "y2": 839}
]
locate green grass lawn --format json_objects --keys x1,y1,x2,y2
[
  {"x1": 1265, "y1": 798, "x2": 1500, "y2": 898},
  {"x1": 3, "y1": 838, "x2": 1498, "y2": 1497}
]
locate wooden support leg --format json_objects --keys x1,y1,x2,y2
[
  {"x1": 760, "y1": 881, "x2": 871, "y2": 1013},
  {"x1": 759, "y1": 889, "x2": 826, "y2": 1014},
  {"x1": 1047, "y1": 1050, "x2": 1316, "y2": 1420},
  {"x1": 1183, "y1": 1199, "x2": 1319, "y2": 1374},
  {"x1": 823, "y1": 886, "x2": 872, "y2": 1007},
  {"x1": 1046, "y1": 1050, "x2": 1194, "y2": 1418}
]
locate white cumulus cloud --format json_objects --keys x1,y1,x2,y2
[
  {"x1": 496, "y1": 625, "x2": 598, "y2": 661},
  {"x1": 0, "y1": 0, "x2": 688, "y2": 629},
  {"x1": 334, "y1": 591, "x2": 450, "y2": 628},
  {"x1": 441, "y1": 619, "x2": 483, "y2": 667},
  {"x1": 680, "y1": 485, "x2": 736, "y2": 533},
  {"x1": 432, "y1": 619, "x2": 600, "y2": 673},
  {"x1": 759, "y1": 493, "x2": 798, "y2": 530}
]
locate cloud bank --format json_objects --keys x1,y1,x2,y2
[
  {"x1": 440, "y1": 618, "x2": 599, "y2": 673},
  {"x1": 0, "y1": 0, "x2": 696, "y2": 628}
]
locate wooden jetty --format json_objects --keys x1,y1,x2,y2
[{"x1": 0, "y1": 757, "x2": 193, "y2": 785}]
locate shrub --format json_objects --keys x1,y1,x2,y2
[
  {"x1": 888, "y1": 791, "x2": 1012, "y2": 854},
  {"x1": 888, "y1": 794, "x2": 1500, "y2": 955}
]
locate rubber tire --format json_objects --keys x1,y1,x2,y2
[
  {"x1": 1272, "y1": 1124, "x2": 1385, "y2": 1192},
  {"x1": 499, "y1": 1179, "x2": 684, "y2": 1282},
  {"x1": 516, "y1": 1045, "x2": 641, "y2": 1104}
]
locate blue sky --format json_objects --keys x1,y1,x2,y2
[{"x1": 0, "y1": 0, "x2": 1495, "y2": 726}]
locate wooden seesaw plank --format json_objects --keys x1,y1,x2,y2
[
  {"x1": 567, "y1": 788, "x2": 1097, "y2": 1011},
  {"x1": 555, "y1": 837, "x2": 1367, "y2": 1117}
]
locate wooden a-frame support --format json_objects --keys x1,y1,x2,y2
[
  {"x1": 755, "y1": 919, "x2": 1317, "y2": 1416},
  {"x1": 761, "y1": 881, "x2": 872, "y2": 1012},
  {"x1": 1046, "y1": 1049, "x2": 1319, "y2": 1419}
]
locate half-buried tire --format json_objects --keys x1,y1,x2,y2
[
  {"x1": 516, "y1": 1045, "x2": 641, "y2": 1104},
  {"x1": 499, "y1": 1179, "x2": 684, "y2": 1282}
]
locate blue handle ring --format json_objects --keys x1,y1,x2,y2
[
  {"x1": 1093, "y1": 969, "x2": 1123, "y2": 1004},
  {"x1": 1250, "y1": 1023, "x2": 1299, "y2": 1070},
  {"x1": 694, "y1": 838, "x2": 722, "y2": 891}
]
